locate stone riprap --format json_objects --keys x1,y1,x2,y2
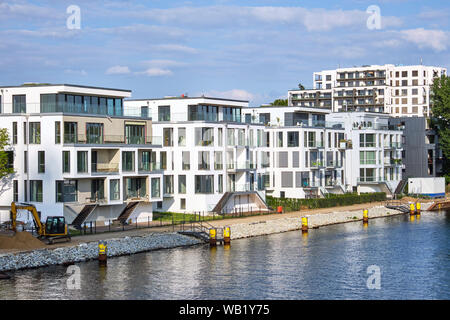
[
  {"x1": 228, "y1": 206, "x2": 403, "y2": 239},
  {"x1": 0, "y1": 233, "x2": 202, "y2": 272}
]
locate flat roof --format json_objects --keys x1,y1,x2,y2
[
  {"x1": 0, "y1": 83, "x2": 132, "y2": 93},
  {"x1": 125, "y1": 96, "x2": 249, "y2": 103}
]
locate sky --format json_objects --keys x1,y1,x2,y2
[{"x1": 0, "y1": 0, "x2": 450, "y2": 106}]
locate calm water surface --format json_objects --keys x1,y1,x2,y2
[{"x1": 1, "y1": 211, "x2": 449, "y2": 300}]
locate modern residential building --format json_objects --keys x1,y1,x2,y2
[
  {"x1": 124, "y1": 96, "x2": 270, "y2": 214},
  {"x1": 289, "y1": 64, "x2": 447, "y2": 117},
  {"x1": 242, "y1": 106, "x2": 403, "y2": 198},
  {"x1": 0, "y1": 84, "x2": 163, "y2": 225}
]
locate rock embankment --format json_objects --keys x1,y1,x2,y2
[
  {"x1": 228, "y1": 206, "x2": 403, "y2": 239},
  {"x1": 0, "y1": 233, "x2": 202, "y2": 272}
]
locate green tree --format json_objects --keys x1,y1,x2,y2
[
  {"x1": 0, "y1": 128, "x2": 14, "y2": 179},
  {"x1": 271, "y1": 99, "x2": 288, "y2": 106},
  {"x1": 430, "y1": 75, "x2": 450, "y2": 180},
  {"x1": 298, "y1": 83, "x2": 305, "y2": 90}
]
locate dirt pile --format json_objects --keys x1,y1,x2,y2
[{"x1": 0, "y1": 232, "x2": 46, "y2": 250}]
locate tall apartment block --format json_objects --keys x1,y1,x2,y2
[
  {"x1": 0, "y1": 84, "x2": 163, "y2": 224},
  {"x1": 289, "y1": 64, "x2": 447, "y2": 117}
]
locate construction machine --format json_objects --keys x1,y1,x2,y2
[{"x1": 10, "y1": 202, "x2": 71, "y2": 244}]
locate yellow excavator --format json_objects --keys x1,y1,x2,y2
[{"x1": 10, "y1": 202, "x2": 71, "y2": 244}]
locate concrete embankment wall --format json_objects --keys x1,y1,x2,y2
[
  {"x1": 229, "y1": 206, "x2": 403, "y2": 239},
  {"x1": 0, "y1": 233, "x2": 203, "y2": 272}
]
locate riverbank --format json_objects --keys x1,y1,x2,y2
[{"x1": 0, "y1": 201, "x2": 406, "y2": 272}]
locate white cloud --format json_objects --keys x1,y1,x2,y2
[
  {"x1": 152, "y1": 44, "x2": 198, "y2": 53},
  {"x1": 136, "y1": 68, "x2": 173, "y2": 77},
  {"x1": 141, "y1": 59, "x2": 186, "y2": 67},
  {"x1": 399, "y1": 28, "x2": 449, "y2": 52},
  {"x1": 106, "y1": 65, "x2": 131, "y2": 75},
  {"x1": 202, "y1": 89, "x2": 254, "y2": 101}
]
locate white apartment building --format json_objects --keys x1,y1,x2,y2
[
  {"x1": 124, "y1": 97, "x2": 270, "y2": 214},
  {"x1": 289, "y1": 64, "x2": 447, "y2": 117},
  {"x1": 242, "y1": 106, "x2": 403, "y2": 198},
  {"x1": 0, "y1": 84, "x2": 163, "y2": 225}
]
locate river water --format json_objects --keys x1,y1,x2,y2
[{"x1": 1, "y1": 211, "x2": 449, "y2": 300}]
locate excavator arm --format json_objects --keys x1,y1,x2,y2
[{"x1": 10, "y1": 202, "x2": 45, "y2": 236}]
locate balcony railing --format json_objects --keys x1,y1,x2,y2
[
  {"x1": 138, "y1": 162, "x2": 162, "y2": 172},
  {"x1": 91, "y1": 162, "x2": 119, "y2": 173},
  {"x1": 63, "y1": 134, "x2": 162, "y2": 145}
]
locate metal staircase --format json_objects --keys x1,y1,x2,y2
[
  {"x1": 116, "y1": 202, "x2": 139, "y2": 225},
  {"x1": 71, "y1": 204, "x2": 97, "y2": 229}
]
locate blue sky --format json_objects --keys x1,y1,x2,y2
[{"x1": 1, "y1": 0, "x2": 450, "y2": 106}]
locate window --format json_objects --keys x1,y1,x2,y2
[
  {"x1": 38, "y1": 151, "x2": 45, "y2": 173},
  {"x1": 277, "y1": 132, "x2": 283, "y2": 147},
  {"x1": 24, "y1": 180, "x2": 28, "y2": 202},
  {"x1": 281, "y1": 172, "x2": 293, "y2": 188},
  {"x1": 86, "y1": 123, "x2": 104, "y2": 144},
  {"x1": 218, "y1": 174, "x2": 223, "y2": 193},
  {"x1": 151, "y1": 178, "x2": 160, "y2": 198},
  {"x1": 125, "y1": 124, "x2": 145, "y2": 144},
  {"x1": 164, "y1": 175, "x2": 174, "y2": 194},
  {"x1": 287, "y1": 132, "x2": 299, "y2": 147},
  {"x1": 55, "y1": 122, "x2": 61, "y2": 144},
  {"x1": 360, "y1": 133, "x2": 375, "y2": 148},
  {"x1": 13, "y1": 180, "x2": 18, "y2": 202},
  {"x1": 195, "y1": 127, "x2": 214, "y2": 146},
  {"x1": 62, "y1": 151, "x2": 70, "y2": 173},
  {"x1": 139, "y1": 151, "x2": 151, "y2": 171},
  {"x1": 178, "y1": 175, "x2": 186, "y2": 194},
  {"x1": 158, "y1": 106, "x2": 170, "y2": 121},
  {"x1": 412, "y1": 70, "x2": 418, "y2": 77},
  {"x1": 181, "y1": 151, "x2": 190, "y2": 170},
  {"x1": 161, "y1": 151, "x2": 167, "y2": 170},
  {"x1": 360, "y1": 151, "x2": 376, "y2": 165},
  {"x1": 122, "y1": 151, "x2": 135, "y2": 172},
  {"x1": 195, "y1": 175, "x2": 214, "y2": 194},
  {"x1": 402, "y1": 71, "x2": 408, "y2": 77},
  {"x1": 13, "y1": 95, "x2": 26, "y2": 113},
  {"x1": 292, "y1": 151, "x2": 300, "y2": 168},
  {"x1": 214, "y1": 151, "x2": 223, "y2": 170},
  {"x1": 24, "y1": 151, "x2": 27, "y2": 173},
  {"x1": 29, "y1": 122, "x2": 41, "y2": 144},
  {"x1": 178, "y1": 128, "x2": 186, "y2": 146},
  {"x1": 188, "y1": 105, "x2": 218, "y2": 121},
  {"x1": 77, "y1": 151, "x2": 88, "y2": 173},
  {"x1": 64, "y1": 122, "x2": 77, "y2": 143},
  {"x1": 278, "y1": 152, "x2": 288, "y2": 168},
  {"x1": 227, "y1": 128, "x2": 235, "y2": 146},
  {"x1": 12, "y1": 122, "x2": 17, "y2": 144},
  {"x1": 163, "y1": 128, "x2": 173, "y2": 146},
  {"x1": 110, "y1": 179, "x2": 120, "y2": 201},
  {"x1": 125, "y1": 178, "x2": 146, "y2": 200},
  {"x1": 180, "y1": 198, "x2": 186, "y2": 210},
  {"x1": 56, "y1": 180, "x2": 78, "y2": 202},
  {"x1": 198, "y1": 151, "x2": 210, "y2": 170},
  {"x1": 30, "y1": 180, "x2": 43, "y2": 202}
]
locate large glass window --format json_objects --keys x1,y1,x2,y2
[
  {"x1": 259, "y1": 113, "x2": 270, "y2": 125},
  {"x1": 122, "y1": 151, "x2": 135, "y2": 172},
  {"x1": 198, "y1": 151, "x2": 210, "y2": 170},
  {"x1": 163, "y1": 128, "x2": 173, "y2": 146},
  {"x1": 151, "y1": 178, "x2": 160, "y2": 198},
  {"x1": 195, "y1": 175, "x2": 214, "y2": 194},
  {"x1": 86, "y1": 123, "x2": 103, "y2": 144},
  {"x1": 56, "y1": 180, "x2": 78, "y2": 202},
  {"x1": 178, "y1": 175, "x2": 186, "y2": 194},
  {"x1": 64, "y1": 122, "x2": 78, "y2": 143},
  {"x1": 195, "y1": 127, "x2": 214, "y2": 146},
  {"x1": 164, "y1": 175, "x2": 174, "y2": 194},
  {"x1": 77, "y1": 151, "x2": 88, "y2": 173},
  {"x1": 182, "y1": 151, "x2": 190, "y2": 170},
  {"x1": 161, "y1": 151, "x2": 167, "y2": 170},
  {"x1": 12, "y1": 122, "x2": 17, "y2": 144},
  {"x1": 188, "y1": 105, "x2": 218, "y2": 121},
  {"x1": 29, "y1": 122, "x2": 41, "y2": 144},
  {"x1": 222, "y1": 107, "x2": 241, "y2": 122},
  {"x1": 30, "y1": 180, "x2": 43, "y2": 202},
  {"x1": 288, "y1": 132, "x2": 299, "y2": 147},
  {"x1": 214, "y1": 151, "x2": 223, "y2": 170},
  {"x1": 178, "y1": 127, "x2": 186, "y2": 146},
  {"x1": 13, "y1": 95, "x2": 26, "y2": 113},
  {"x1": 139, "y1": 151, "x2": 151, "y2": 171},
  {"x1": 158, "y1": 106, "x2": 170, "y2": 121},
  {"x1": 55, "y1": 121, "x2": 61, "y2": 144},
  {"x1": 40, "y1": 94, "x2": 123, "y2": 116},
  {"x1": 110, "y1": 179, "x2": 120, "y2": 201},
  {"x1": 125, "y1": 124, "x2": 145, "y2": 144},
  {"x1": 40, "y1": 94, "x2": 58, "y2": 112}
]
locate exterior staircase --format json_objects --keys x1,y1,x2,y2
[
  {"x1": 394, "y1": 178, "x2": 408, "y2": 196},
  {"x1": 71, "y1": 204, "x2": 97, "y2": 229},
  {"x1": 116, "y1": 202, "x2": 139, "y2": 225},
  {"x1": 211, "y1": 192, "x2": 232, "y2": 214}
]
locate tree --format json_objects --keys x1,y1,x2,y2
[
  {"x1": 271, "y1": 99, "x2": 288, "y2": 106},
  {"x1": 0, "y1": 128, "x2": 14, "y2": 179},
  {"x1": 298, "y1": 83, "x2": 305, "y2": 90},
  {"x1": 430, "y1": 75, "x2": 450, "y2": 180}
]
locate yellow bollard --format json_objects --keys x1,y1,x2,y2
[
  {"x1": 438, "y1": 203, "x2": 442, "y2": 210},
  {"x1": 416, "y1": 202, "x2": 421, "y2": 214},
  {"x1": 301, "y1": 217, "x2": 308, "y2": 233},
  {"x1": 410, "y1": 203, "x2": 415, "y2": 215},
  {"x1": 224, "y1": 226, "x2": 231, "y2": 245},
  {"x1": 98, "y1": 240, "x2": 107, "y2": 266},
  {"x1": 209, "y1": 228, "x2": 217, "y2": 247},
  {"x1": 363, "y1": 209, "x2": 369, "y2": 223}
]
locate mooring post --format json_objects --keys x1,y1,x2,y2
[
  {"x1": 301, "y1": 216, "x2": 308, "y2": 233},
  {"x1": 209, "y1": 228, "x2": 217, "y2": 247},
  {"x1": 410, "y1": 203, "x2": 416, "y2": 215},
  {"x1": 363, "y1": 209, "x2": 369, "y2": 223},
  {"x1": 224, "y1": 226, "x2": 231, "y2": 245},
  {"x1": 416, "y1": 202, "x2": 421, "y2": 215},
  {"x1": 98, "y1": 240, "x2": 107, "y2": 266}
]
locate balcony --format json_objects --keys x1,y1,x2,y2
[
  {"x1": 91, "y1": 162, "x2": 119, "y2": 174},
  {"x1": 227, "y1": 183, "x2": 255, "y2": 192},
  {"x1": 310, "y1": 160, "x2": 324, "y2": 169},
  {"x1": 63, "y1": 134, "x2": 162, "y2": 146},
  {"x1": 326, "y1": 160, "x2": 343, "y2": 168},
  {"x1": 308, "y1": 141, "x2": 325, "y2": 148},
  {"x1": 138, "y1": 162, "x2": 162, "y2": 173}
]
